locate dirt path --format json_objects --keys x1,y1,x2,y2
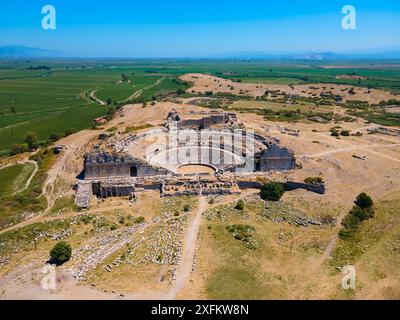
[
  {"x1": 9, "y1": 160, "x2": 38, "y2": 196},
  {"x1": 308, "y1": 143, "x2": 400, "y2": 164},
  {"x1": 89, "y1": 89, "x2": 106, "y2": 105},
  {"x1": 0, "y1": 129, "x2": 100, "y2": 235},
  {"x1": 124, "y1": 77, "x2": 163, "y2": 102},
  {"x1": 167, "y1": 196, "x2": 207, "y2": 299}
]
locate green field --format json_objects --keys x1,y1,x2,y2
[
  {"x1": 0, "y1": 163, "x2": 35, "y2": 198},
  {"x1": 0, "y1": 61, "x2": 190, "y2": 153},
  {"x1": 0, "y1": 149, "x2": 55, "y2": 229},
  {"x1": 1, "y1": 59, "x2": 399, "y2": 154}
]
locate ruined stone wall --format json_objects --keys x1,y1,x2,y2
[
  {"x1": 85, "y1": 160, "x2": 170, "y2": 179},
  {"x1": 97, "y1": 185, "x2": 135, "y2": 198},
  {"x1": 259, "y1": 157, "x2": 296, "y2": 171},
  {"x1": 283, "y1": 181, "x2": 325, "y2": 194},
  {"x1": 85, "y1": 162, "x2": 131, "y2": 179},
  {"x1": 176, "y1": 114, "x2": 227, "y2": 130}
]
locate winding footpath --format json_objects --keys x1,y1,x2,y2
[
  {"x1": 167, "y1": 196, "x2": 207, "y2": 299},
  {"x1": 89, "y1": 89, "x2": 107, "y2": 105}
]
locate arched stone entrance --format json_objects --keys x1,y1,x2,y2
[{"x1": 130, "y1": 166, "x2": 138, "y2": 177}]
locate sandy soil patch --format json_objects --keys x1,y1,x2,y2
[{"x1": 180, "y1": 73, "x2": 399, "y2": 104}]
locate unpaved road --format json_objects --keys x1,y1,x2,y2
[
  {"x1": 124, "y1": 78, "x2": 163, "y2": 102},
  {"x1": 167, "y1": 196, "x2": 207, "y2": 299},
  {"x1": 89, "y1": 89, "x2": 106, "y2": 105},
  {"x1": 307, "y1": 143, "x2": 400, "y2": 164}
]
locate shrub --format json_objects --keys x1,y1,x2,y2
[
  {"x1": 49, "y1": 241, "x2": 72, "y2": 266},
  {"x1": 24, "y1": 131, "x2": 38, "y2": 150},
  {"x1": 260, "y1": 182, "x2": 284, "y2": 201},
  {"x1": 183, "y1": 204, "x2": 191, "y2": 212},
  {"x1": 304, "y1": 177, "x2": 324, "y2": 185},
  {"x1": 64, "y1": 128, "x2": 77, "y2": 136},
  {"x1": 350, "y1": 206, "x2": 370, "y2": 221},
  {"x1": 340, "y1": 130, "x2": 350, "y2": 136},
  {"x1": 119, "y1": 216, "x2": 126, "y2": 224},
  {"x1": 342, "y1": 214, "x2": 360, "y2": 230},
  {"x1": 330, "y1": 129, "x2": 339, "y2": 137},
  {"x1": 338, "y1": 229, "x2": 353, "y2": 240},
  {"x1": 338, "y1": 193, "x2": 375, "y2": 239},
  {"x1": 134, "y1": 216, "x2": 145, "y2": 224},
  {"x1": 48, "y1": 133, "x2": 60, "y2": 143},
  {"x1": 235, "y1": 200, "x2": 245, "y2": 210},
  {"x1": 10, "y1": 143, "x2": 29, "y2": 155},
  {"x1": 355, "y1": 193, "x2": 373, "y2": 209}
]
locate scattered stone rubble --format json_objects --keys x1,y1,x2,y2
[
  {"x1": 162, "y1": 179, "x2": 240, "y2": 197},
  {"x1": 70, "y1": 223, "x2": 147, "y2": 281},
  {"x1": 123, "y1": 215, "x2": 188, "y2": 267},
  {"x1": 261, "y1": 201, "x2": 322, "y2": 227}
]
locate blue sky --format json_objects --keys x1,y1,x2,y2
[{"x1": 1, "y1": 0, "x2": 399, "y2": 57}]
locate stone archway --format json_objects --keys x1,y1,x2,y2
[{"x1": 130, "y1": 166, "x2": 138, "y2": 177}]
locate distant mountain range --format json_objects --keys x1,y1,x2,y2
[
  {"x1": 213, "y1": 49, "x2": 400, "y2": 61},
  {"x1": 0, "y1": 45, "x2": 61, "y2": 58},
  {"x1": 1, "y1": 45, "x2": 400, "y2": 60}
]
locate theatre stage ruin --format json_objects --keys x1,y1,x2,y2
[{"x1": 75, "y1": 110, "x2": 296, "y2": 208}]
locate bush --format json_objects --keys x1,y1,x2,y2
[
  {"x1": 235, "y1": 200, "x2": 245, "y2": 210},
  {"x1": 119, "y1": 216, "x2": 126, "y2": 224},
  {"x1": 355, "y1": 193, "x2": 373, "y2": 209},
  {"x1": 350, "y1": 206, "x2": 373, "y2": 221},
  {"x1": 338, "y1": 229, "x2": 353, "y2": 240},
  {"x1": 48, "y1": 133, "x2": 61, "y2": 143},
  {"x1": 10, "y1": 143, "x2": 29, "y2": 155},
  {"x1": 260, "y1": 182, "x2": 284, "y2": 201},
  {"x1": 24, "y1": 131, "x2": 38, "y2": 150},
  {"x1": 330, "y1": 129, "x2": 339, "y2": 137},
  {"x1": 183, "y1": 204, "x2": 191, "y2": 212},
  {"x1": 338, "y1": 193, "x2": 375, "y2": 239},
  {"x1": 49, "y1": 241, "x2": 72, "y2": 266},
  {"x1": 342, "y1": 214, "x2": 360, "y2": 230},
  {"x1": 304, "y1": 177, "x2": 324, "y2": 185},
  {"x1": 64, "y1": 128, "x2": 77, "y2": 136},
  {"x1": 340, "y1": 130, "x2": 350, "y2": 136},
  {"x1": 134, "y1": 216, "x2": 145, "y2": 224}
]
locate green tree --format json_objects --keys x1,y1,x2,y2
[
  {"x1": 24, "y1": 131, "x2": 38, "y2": 150},
  {"x1": 48, "y1": 133, "x2": 60, "y2": 143},
  {"x1": 355, "y1": 193, "x2": 373, "y2": 209},
  {"x1": 350, "y1": 206, "x2": 370, "y2": 221},
  {"x1": 64, "y1": 128, "x2": 77, "y2": 136},
  {"x1": 50, "y1": 241, "x2": 72, "y2": 266},
  {"x1": 342, "y1": 214, "x2": 360, "y2": 230},
  {"x1": 10, "y1": 143, "x2": 28, "y2": 155},
  {"x1": 260, "y1": 182, "x2": 284, "y2": 201}
]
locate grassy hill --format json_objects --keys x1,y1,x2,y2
[{"x1": 331, "y1": 191, "x2": 400, "y2": 299}]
